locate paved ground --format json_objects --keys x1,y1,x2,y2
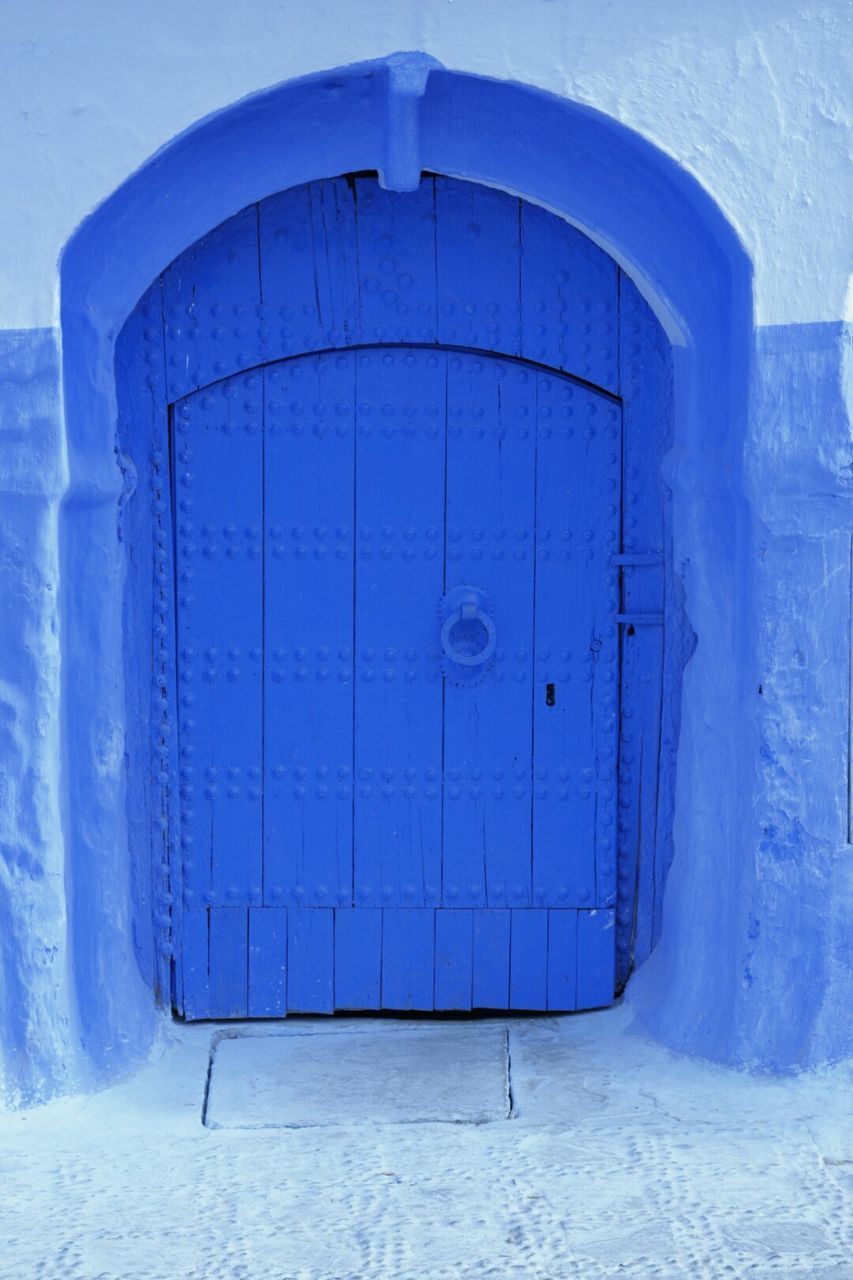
[{"x1": 0, "y1": 1004, "x2": 850, "y2": 1279}]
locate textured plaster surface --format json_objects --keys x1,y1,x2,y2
[
  {"x1": 0, "y1": 331, "x2": 77, "y2": 1106},
  {"x1": 631, "y1": 319, "x2": 853, "y2": 1072},
  {"x1": 1, "y1": 0, "x2": 851, "y2": 328},
  {"x1": 0, "y1": 1008, "x2": 850, "y2": 1279}
]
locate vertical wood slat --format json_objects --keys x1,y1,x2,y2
[
  {"x1": 520, "y1": 201, "x2": 619, "y2": 394},
  {"x1": 382, "y1": 909, "x2": 434, "y2": 1010},
  {"x1": 262, "y1": 357, "x2": 355, "y2": 909},
  {"x1": 181, "y1": 908, "x2": 210, "y2": 1020},
  {"x1": 287, "y1": 908, "x2": 334, "y2": 1013},
  {"x1": 434, "y1": 910, "x2": 473, "y2": 1010},
  {"x1": 354, "y1": 179, "x2": 437, "y2": 342},
  {"x1": 472, "y1": 909, "x2": 511, "y2": 1008},
  {"x1": 173, "y1": 372, "x2": 264, "y2": 912},
  {"x1": 209, "y1": 908, "x2": 248, "y2": 1018},
  {"x1": 441, "y1": 356, "x2": 536, "y2": 910},
  {"x1": 163, "y1": 203, "x2": 262, "y2": 401},
  {"x1": 307, "y1": 178, "x2": 361, "y2": 344},
  {"x1": 532, "y1": 375, "x2": 621, "y2": 912},
  {"x1": 435, "y1": 177, "x2": 520, "y2": 355},
  {"x1": 353, "y1": 350, "x2": 445, "y2": 910},
  {"x1": 248, "y1": 908, "x2": 287, "y2": 1017},
  {"x1": 259, "y1": 182, "x2": 358, "y2": 354},
  {"x1": 546, "y1": 910, "x2": 578, "y2": 1010},
  {"x1": 576, "y1": 909, "x2": 616, "y2": 1008},
  {"x1": 510, "y1": 910, "x2": 548, "y2": 1010},
  {"x1": 335, "y1": 909, "x2": 382, "y2": 1009}
]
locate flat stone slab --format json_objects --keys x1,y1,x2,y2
[{"x1": 205, "y1": 1024, "x2": 511, "y2": 1128}]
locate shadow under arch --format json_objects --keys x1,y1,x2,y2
[{"x1": 59, "y1": 54, "x2": 754, "y2": 1082}]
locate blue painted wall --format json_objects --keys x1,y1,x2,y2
[
  {"x1": 633, "y1": 319, "x2": 853, "y2": 1071},
  {"x1": 0, "y1": 12, "x2": 850, "y2": 1103}
]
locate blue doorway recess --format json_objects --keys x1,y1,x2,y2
[{"x1": 117, "y1": 174, "x2": 676, "y2": 1019}]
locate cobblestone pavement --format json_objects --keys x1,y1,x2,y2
[{"x1": 1, "y1": 1005, "x2": 850, "y2": 1279}]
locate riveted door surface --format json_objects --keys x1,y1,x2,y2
[{"x1": 175, "y1": 346, "x2": 620, "y2": 1017}]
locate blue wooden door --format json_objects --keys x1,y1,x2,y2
[{"x1": 175, "y1": 343, "x2": 619, "y2": 1017}]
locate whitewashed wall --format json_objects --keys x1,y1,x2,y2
[{"x1": 1, "y1": 0, "x2": 849, "y2": 330}]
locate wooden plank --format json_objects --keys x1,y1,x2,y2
[
  {"x1": 435, "y1": 177, "x2": 520, "y2": 355},
  {"x1": 546, "y1": 909, "x2": 578, "y2": 1010},
  {"x1": 181, "y1": 908, "x2": 210, "y2": 1020},
  {"x1": 334, "y1": 909, "x2": 382, "y2": 1009},
  {"x1": 354, "y1": 176, "x2": 437, "y2": 343},
  {"x1": 434, "y1": 910, "x2": 473, "y2": 1011},
  {"x1": 509, "y1": 910, "x2": 548, "y2": 1010},
  {"x1": 531, "y1": 373, "x2": 620, "y2": 909},
  {"x1": 442, "y1": 354, "x2": 536, "y2": 910},
  {"x1": 472, "y1": 909, "x2": 511, "y2": 1008},
  {"x1": 258, "y1": 184, "x2": 326, "y2": 357},
  {"x1": 381, "y1": 909, "x2": 434, "y2": 1010},
  {"x1": 287, "y1": 908, "x2": 334, "y2": 1013},
  {"x1": 306, "y1": 177, "x2": 361, "y2": 346},
  {"x1": 353, "y1": 349, "x2": 445, "y2": 909},
  {"x1": 174, "y1": 371, "x2": 264, "y2": 912},
  {"x1": 576, "y1": 908, "x2": 616, "y2": 1009},
  {"x1": 248, "y1": 908, "x2": 287, "y2": 1017},
  {"x1": 209, "y1": 908, "x2": 248, "y2": 1017},
  {"x1": 618, "y1": 621, "x2": 663, "y2": 962},
  {"x1": 262, "y1": 177, "x2": 360, "y2": 346},
  {"x1": 520, "y1": 201, "x2": 619, "y2": 393},
  {"x1": 263, "y1": 354, "x2": 355, "y2": 910},
  {"x1": 163, "y1": 203, "x2": 262, "y2": 401}
]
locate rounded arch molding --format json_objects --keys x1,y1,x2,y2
[{"x1": 59, "y1": 54, "x2": 754, "y2": 1080}]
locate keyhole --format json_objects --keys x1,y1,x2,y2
[{"x1": 545, "y1": 683, "x2": 556, "y2": 707}]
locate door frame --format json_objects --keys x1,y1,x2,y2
[{"x1": 59, "y1": 58, "x2": 752, "y2": 1072}]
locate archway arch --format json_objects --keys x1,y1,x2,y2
[{"x1": 59, "y1": 55, "x2": 753, "y2": 1075}]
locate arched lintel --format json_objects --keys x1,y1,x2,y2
[
  {"x1": 58, "y1": 54, "x2": 756, "y2": 1079},
  {"x1": 61, "y1": 54, "x2": 750, "y2": 390}
]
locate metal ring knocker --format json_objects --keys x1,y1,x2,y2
[{"x1": 440, "y1": 588, "x2": 497, "y2": 668}]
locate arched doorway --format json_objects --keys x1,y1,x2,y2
[
  {"x1": 116, "y1": 174, "x2": 678, "y2": 1017},
  {"x1": 57, "y1": 56, "x2": 758, "y2": 1080}
]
